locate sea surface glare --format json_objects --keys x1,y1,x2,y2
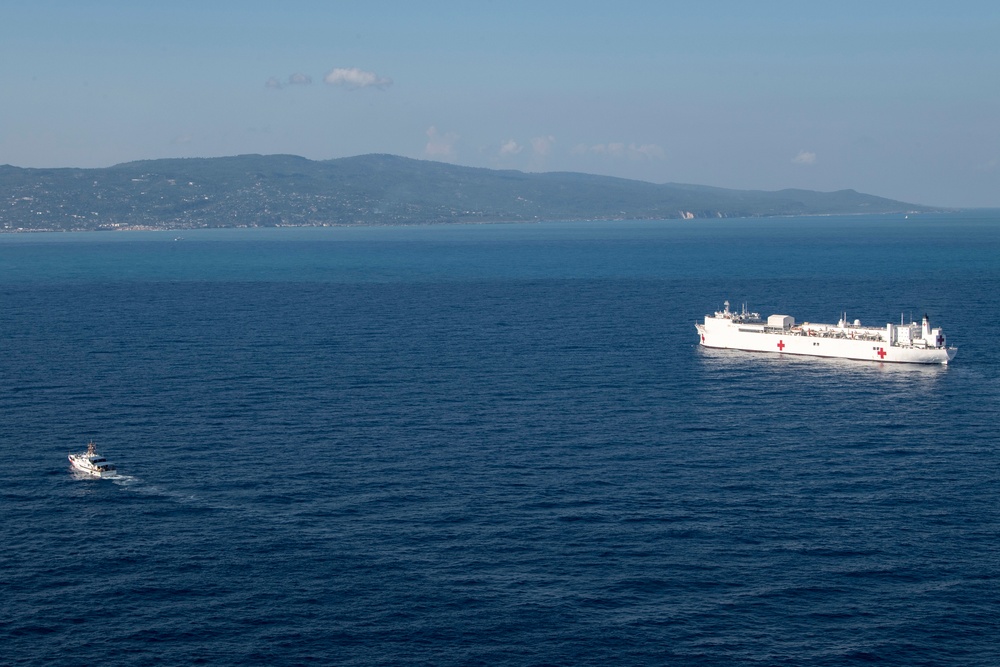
[{"x1": 1, "y1": 214, "x2": 998, "y2": 666}]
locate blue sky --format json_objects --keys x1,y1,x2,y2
[{"x1": 2, "y1": 1, "x2": 998, "y2": 207}]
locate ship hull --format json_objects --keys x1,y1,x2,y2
[
  {"x1": 697, "y1": 323, "x2": 954, "y2": 364},
  {"x1": 68, "y1": 455, "x2": 113, "y2": 477}
]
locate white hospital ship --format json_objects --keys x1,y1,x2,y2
[{"x1": 696, "y1": 301, "x2": 956, "y2": 364}]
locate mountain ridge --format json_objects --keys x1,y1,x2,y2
[{"x1": 0, "y1": 153, "x2": 938, "y2": 232}]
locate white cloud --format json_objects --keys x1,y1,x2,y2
[
  {"x1": 792, "y1": 150, "x2": 817, "y2": 165},
  {"x1": 531, "y1": 135, "x2": 555, "y2": 157},
  {"x1": 324, "y1": 67, "x2": 392, "y2": 89},
  {"x1": 267, "y1": 73, "x2": 313, "y2": 90},
  {"x1": 499, "y1": 139, "x2": 523, "y2": 156},
  {"x1": 631, "y1": 143, "x2": 665, "y2": 160},
  {"x1": 573, "y1": 142, "x2": 665, "y2": 160},
  {"x1": 424, "y1": 126, "x2": 459, "y2": 160}
]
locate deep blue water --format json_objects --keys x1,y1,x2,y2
[{"x1": 2, "y1": 213, "x2": 998, "y2": 666}]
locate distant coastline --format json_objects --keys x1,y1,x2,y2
[{"x1": 0, "y1": 153, "x2": 940, "y2": 233}]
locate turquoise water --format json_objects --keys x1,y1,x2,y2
[{"x1": 1, "y1": 212, "x2": 995, "y2": 283}]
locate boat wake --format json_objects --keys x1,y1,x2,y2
[
  {"x1": 66, "y1": 463, "x2": 201, "y2": 504},
  {"x1": 110, "y1": 474, "x2": 199, "y2": 504}
]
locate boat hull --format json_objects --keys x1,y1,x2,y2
[
  {"x1": 68, "y1": 454, "x2": 116, "y2": 477},
  {"x1": 697, "y1": 323, "x2": 954, "y2": 364}
]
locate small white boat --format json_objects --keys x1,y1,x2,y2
[{"x1": 68, "y1": 441, "x2": 117, "y2": 477}]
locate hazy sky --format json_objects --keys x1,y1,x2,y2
[{"x1": 2, "y1": 1, "x2": 998, "y2": 207}]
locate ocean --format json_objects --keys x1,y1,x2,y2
[{"x1": 2, "y1": 212, "x2": 998, "y2": 666}]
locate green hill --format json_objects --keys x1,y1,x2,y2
[{"x1": 0, "y1": 153, "x2": 937, "y2": 232}]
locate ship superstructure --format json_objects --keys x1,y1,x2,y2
[{"x1": 695, "y1": 301, "x2": 956, "y2": 364}]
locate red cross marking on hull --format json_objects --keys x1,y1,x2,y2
[
  {"x1": 877, "y1": 347, "x2": 887, "y2": 359},
  {"x1": 777, "y1": 340, "x2": 785, "y2": 351}
]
